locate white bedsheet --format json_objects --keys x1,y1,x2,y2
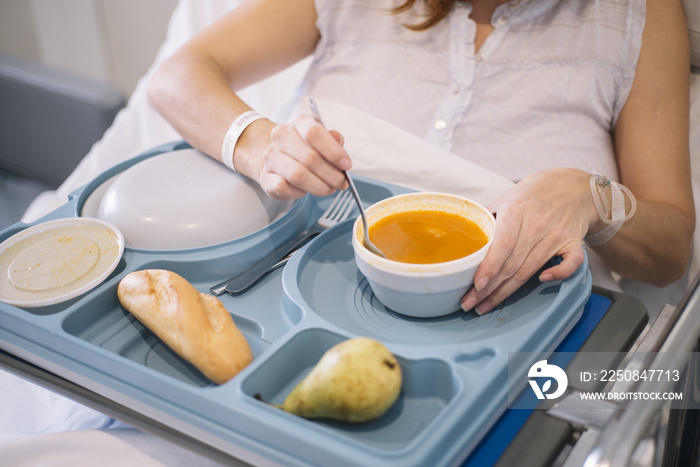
[{"x1": 1, "y1": 429, "x2": 226, "y2": 467}]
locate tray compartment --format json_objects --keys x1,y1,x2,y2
[
  {"x1": 118, "y1": 259, "x2": 302, "y2": 343},
  {"x1": 61, "y1": 269, "x2": 266, "y2": 387},
  {"x1": 285, "y1": 221, "x2": 575, "y2": 347},
  {"x1": 241, "y1": 327, "x2": 459, "y2": 452}
]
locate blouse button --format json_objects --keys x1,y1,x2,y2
[
  {"x1": 496, "y1": 16, "x2": 509, "y2": 27},
  {"x1": 475, "y1": 53, "x2": 485, "y2": 63},
  {"x1": 434, "y1": 119, "x2": 447, "y2": 131}
]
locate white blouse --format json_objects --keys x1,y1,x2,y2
[{"x1": 302, "y1": 0, "x2": 645, "y2": 183}]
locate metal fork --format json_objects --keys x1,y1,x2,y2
[{"x1": 210, "y1": 189, "x2": 356, "y2": 296}]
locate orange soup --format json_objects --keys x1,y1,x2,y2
[{"x1": 368, "y1": 210, "x2": 488, "y2": 264}]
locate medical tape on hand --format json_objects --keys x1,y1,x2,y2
[
  {"x1": 221, "y1": 111, "x2": 264, "y2": 172},
  {"x1": 584, "y1": 173, "x2": 636, "y2": 246}
]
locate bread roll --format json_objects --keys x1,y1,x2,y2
[{"x1": 117, "y1": 269, "x2": 253, "y2": 384}]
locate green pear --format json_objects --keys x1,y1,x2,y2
[{"x1": 281, "y1": 337, "x2": 402, "y2": 423}]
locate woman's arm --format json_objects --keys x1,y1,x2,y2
[
  {"x1": 148, "y1": 0, "x2": 350, "y2": 199},
  {"x1": 596, "y1": 0, "x2": 695, "y2": 284},
  {"x1": 462, "y1": 0, "x2": 695, "y2": 314}
]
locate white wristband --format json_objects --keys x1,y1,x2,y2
[
  {"x1": 221, "y1": 111, "x2": 264, "y2": 172},
  {"x1": 584, "y1": 173, "x2": 636, "y2": 246}
]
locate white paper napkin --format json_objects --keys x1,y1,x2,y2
[{"x1": 297, "y1": 98, "x2": 515, "y2": 206}]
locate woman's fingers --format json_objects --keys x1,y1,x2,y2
[
  {"x1": 329, "y1": 129, "x2": 345, "y2": 146},
  {"x1": 295, "y1": 115, "x2": 352, "y2": 169},
  {"x1": 471, "y1": 203, "x2": 523, "y2": 292},
  {"x1": 260, "y1": 115, "x2": 351, "y2": 198},
  {"x1": 538, "y1": 241, "x2": 586, "y2": 282},
  {"x1": 258, "y1": 168, "x2": 306, "y2": 200},
  {"x1": 461, "y1": 169, "x2": 593, "y2": 314},
  {"x1": 463, "y1": 238, "x2": 546, "y2": 315},
  {"x1": 261, "y1": 144, "x2": 335, "y2": 198},
  {"x1": 462, "y1": 237, "x2": 586, "y2": 314}
]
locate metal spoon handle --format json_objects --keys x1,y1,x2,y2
[
  {"x1": 308, "y1": 98, "x2": 386, "y2": 258},
  {"x1": 343, "y1": 171, "x2": 365, "y2": 227}
]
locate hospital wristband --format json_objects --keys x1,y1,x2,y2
[
  {"x1": 584, "y1": 173, "x2": 636, "y2": 246},
  {"x1": 221, "y1": 111, "x2": 265, "y2": 172}
]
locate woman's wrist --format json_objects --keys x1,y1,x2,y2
[
  {"x1": 221, "y1": 111, "x2": 265, "y2": 172},
  {"x1": 583, "y1": 173, "x2": 637, "y2": 245},
  {"x1": 227, "y1": 117, "x2": 276, "y2": 183}
]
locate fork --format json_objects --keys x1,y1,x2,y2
[{"x1": 210, "y1": 189, "x2": 356, "y2": 296}]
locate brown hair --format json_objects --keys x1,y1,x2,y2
[{"x1": 392, "y1": 0, "x2": 460, "y2": 31}]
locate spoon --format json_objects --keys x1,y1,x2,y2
[{"x1": 308, "y1": 98, "x2": 387, "y2": 258}]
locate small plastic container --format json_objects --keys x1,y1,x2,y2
[
  {"x1": 352, "y1": 192, "x2": 495, "y2": 318},
  {"x1": 0, "y1": 217, "x2": 124, "y2": 307}
]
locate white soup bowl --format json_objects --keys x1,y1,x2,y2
[{"x1": 352, "y1": 192, "x2": 495, "y2": 318}]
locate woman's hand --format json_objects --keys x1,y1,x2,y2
[
  {"x1": 255, "y1": 114, "x2": 352, "y2": 200},
  {"x1": 460, "y1": 168, "x2": 599, "y2": 315}
]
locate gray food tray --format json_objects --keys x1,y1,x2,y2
[{"x1": 0, "y1": 141, "x2": 592, "y2": 467}]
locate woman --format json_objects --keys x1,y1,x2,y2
[{"x1": 148, "y1": 0, "x2": 695, "y2": 315}]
